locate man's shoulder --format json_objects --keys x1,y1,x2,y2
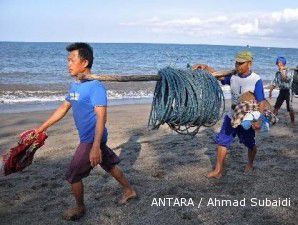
[
  {"x1": 90, "y1": 80, "x2": 105, "y2": 87},
  {"x1": 287, "y1": 70, "x2": 294, "y2": 78},
  {"x1": 86, "y1": 81, "x2": 107, "y2": 98},
  {"x1": 250, "y1": 71, "x2": 261, "y2": 80},
  {"x1": 81, "y1": 80, "x2": 106, "y2": 89},
  {"x1": 232, "y1": 72, "x2": 261, "y2": 81},
  {"x1": 221, "y1": 75, "x2": 232, "y2": 85}
]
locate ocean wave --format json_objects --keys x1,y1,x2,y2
[
  {"x1": 0, "y1": 89, "x2": 153, "y2": 104},
  {"x1": 0, "y1": 87, "x2": 279, "y2": 104},
  {"x1": 107, "y1": 90, "x2": 153, "y2": 99},
  {"x1": 0, "y1": 96, "x2": 65, "y2": 104}
]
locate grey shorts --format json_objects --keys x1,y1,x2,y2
[
  {"x1": 65, "y1": 142, "x2": 120, "y2": 184},
  {"x1": 274, "y1": 89, "x2": 293, "y2": 112}
]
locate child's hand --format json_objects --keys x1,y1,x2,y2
[{"x1": 252, "y1": 120, "x2": 261, "y2": 130}]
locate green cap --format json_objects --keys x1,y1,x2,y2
[{"x1": 235, "y1": 51, "x2": 253, "y2": 63}]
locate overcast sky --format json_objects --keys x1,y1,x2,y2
[{"x1": 1, "y1": 0, "x2": 297, "y2": 48}]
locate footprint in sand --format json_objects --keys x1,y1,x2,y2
[
  {"x1": 228, "y1": 188, "x2": 244, "y2": 195},
  {"x1": 181, "y1": 211, "x2": 193, "y2": 220},
  {"x1": 42, "y1": 200, "x2": 69, "y2": 211},
  {"x1": 41, "y1": 182, "x2": 48, "y2": 188},
  {"x1": 50, "y1": 182, "x2": 63, "y2": 189},
  {"x1": 0, "y1": 181, "x2": 13, "y2": 188},
  {"x1": 151, "y1": 170, "x2": 166, "y2": 179}
]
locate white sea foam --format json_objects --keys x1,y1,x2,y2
[
  {"x1": 0, "y1": 87, "x2": 279, "y2": 104},
  {"x1": 0, "y1": 95, "x2": 65, "y2": 103},
  {"x1": 0, "y1": 90, "x2": 153, "y2": 104},
  {"x1": 107, "y1": 90, "x2": 153, "y2": 99}
]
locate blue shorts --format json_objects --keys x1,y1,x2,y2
[{"x1": 215, "y1": 115, "x2": 256, "y2": 150}]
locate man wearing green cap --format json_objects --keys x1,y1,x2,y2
[{"x1": 193, "y1": 51, "x2": 267, "y2": 178}]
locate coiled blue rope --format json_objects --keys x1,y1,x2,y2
[{"x1": 148, "y1": 66, "x2": 225, "y2": 136}]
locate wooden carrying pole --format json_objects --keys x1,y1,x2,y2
[
  {"x1": 79, "y1": 69, "x2": 236, "y2": 82},
  {"x1": 289, "y1": 67, "x2": 298, "y2": 71}
]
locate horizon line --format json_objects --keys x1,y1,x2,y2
[{"x1": 0, "y1": 40, "x2": 297, "y2": 50}]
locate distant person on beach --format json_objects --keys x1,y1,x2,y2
[
  {"x1": 193, "y1": 51, "x2": 267, "y2": 178},
  {"x1": 35, "y1": 42, "x2": 136, "y2": 220},
  {"x1": 269, "y1": 56, "x2": 295, "y2": 125}
]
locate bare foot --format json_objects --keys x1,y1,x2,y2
[
  {"x1": 207, "y1": 170, "x2": 223, "y2": 179},
  {"x1": 118, "y1": 188, "x2": 137, "y2": 205},
  {"x1": 62, "y1": 206, "x2": 86, "y2": 221},
  {"x1": 244, "y1": 164, "x2": 254, "y2": 174}
]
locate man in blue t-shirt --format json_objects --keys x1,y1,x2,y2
[
  {"x1": 35, "y1": 43, "x2": 136, "y2": 220},
  {"x1": 193, "y1": 51, "x2": 267, "y2": 179}
]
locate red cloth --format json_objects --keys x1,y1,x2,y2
[{"x1": 2, "y1": 130, "x2": 47, "y2": 176}]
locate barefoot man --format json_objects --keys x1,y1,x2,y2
[
  {"x1": 193, "y1": 51, "x2": 267, "y2": 178},
  {"x1": 35, "y1": 43, "x2": 137, "y2": 220}
]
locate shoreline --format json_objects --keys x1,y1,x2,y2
[
  {"x1": 0, "y1": 103, "x2": 148, "y2": 116},
  {"x1": 0, "y1": 98, "x2": 154, "y2": 114},
  {"x1": 0, "y1": 88, "x2": 281, "y2": 114}
]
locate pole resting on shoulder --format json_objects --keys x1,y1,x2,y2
[
  {"x1": 78, "y1": 74, "x2": 161, "y2": 82},
  {"x1": 289, "y1": 67, "x2": 298, "y2": 71},
  {"x1": 78, "y1": 69, "x2": 236, "y2": 82}
]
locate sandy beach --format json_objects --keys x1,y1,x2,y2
[{"x1": 0, "y1": 98, "x2": 297, "y2": 225}]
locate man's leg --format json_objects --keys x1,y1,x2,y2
[
  {"x1": 286, "y1": 94, "x2": 295, "y2": 125},
  {"x1": 109, "y1": 166, "x2": 137, "y2": 204},
  {"x1": 238, "y1": 125, "x2": 256, "y2": 174},
  {"x1": 62, "y1": 181, "x2": 86, "y2": 220},
  {"x1": 289, "y1": 111, "x2": 295, "y2": 125},
  {"x1": 273, "y1": 93, "x2": 283, "y2": 115},
  {"x1": 245, "y1": 145, "x2": 257, "y2": 173},
  {"x1": 208, "y1": 115, "x2": 235, "y2": 179},
  {"x1": 63, "y1": 143, "x2": 93, "y2": 220},
  {"x1": 207, "y1": 145, "x2": 228, "y2": 179},
  {"x1": 71, "y1": 181, "x2": 85, "y2": 208}
]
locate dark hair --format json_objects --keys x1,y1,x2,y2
[{"x1": 66, "y1": 42, "x2": 93, "y2": 68}]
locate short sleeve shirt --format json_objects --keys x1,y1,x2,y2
[
  {"x1": 221, "y1": 72, "x2": 265, "y2": 104},
  {"x1": 272, "y1": 69, "x2": 293, "y2": 90},
  {"x1": 65, "y1": 80, "x2": 108, "y2": 143}
]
